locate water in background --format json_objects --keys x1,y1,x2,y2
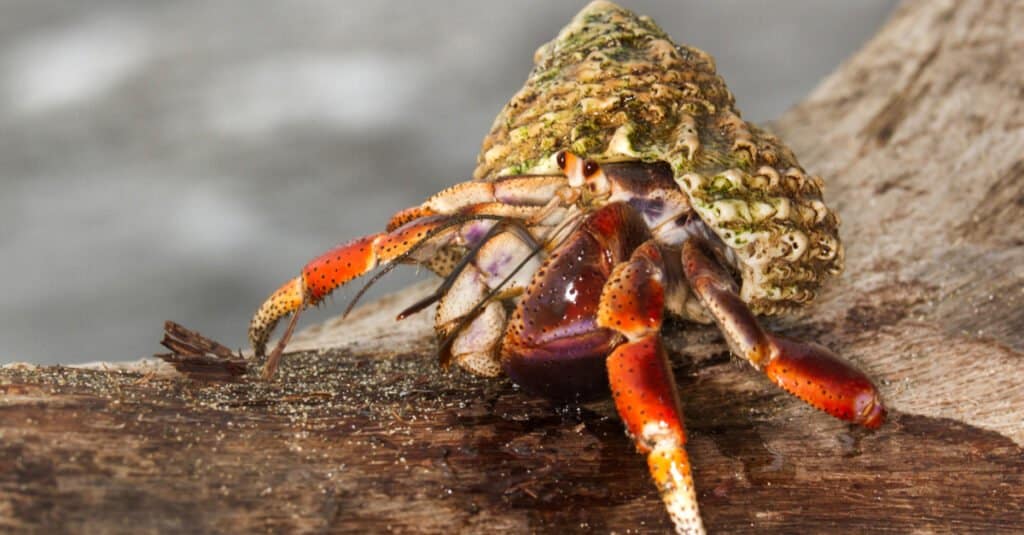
[{"x1": 0, "y1": 0, "x2": 896, "y2": 364}]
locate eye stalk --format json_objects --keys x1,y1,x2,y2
[
  {"x1": 558, "y1": 150, "x2": 610, "y2": 201},
  {"x1": 559, "y1": 151, "x2": 585, "y2": 188},
  {"x1": 556, "y1": 150, "x2": 567, "y2": 171}
]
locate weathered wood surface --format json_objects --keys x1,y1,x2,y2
[{"x1": 2, "y1": 1, "x2": 1023, "y2": 533}]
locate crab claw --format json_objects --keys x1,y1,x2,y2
[
  {"x1": 249, "y1": 276, "x2": 305, "y2": 359},
  {"x1": 681, "y1": 238, "x2": 886, "y2": 429},
  {"x1": 249, "y1": 211, "x2": 461, "y2": 378},
  {"x1": 248, "y1": 233, "x2": 382, "y2": 361},
  {"x1": 763, "y1": 336, "x2": 886, "y2": 428}
]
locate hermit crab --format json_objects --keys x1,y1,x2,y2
[{"x1": 247, "y1": 2, "x2": 885, "y2": 533}]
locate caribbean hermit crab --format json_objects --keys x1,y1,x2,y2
[{"x1": 248, "y1": 2, "x2": 885, "y2": 533}]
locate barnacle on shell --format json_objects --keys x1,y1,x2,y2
[{"x1": 474, "y1": 0, "x2": 843, "y2": 315}]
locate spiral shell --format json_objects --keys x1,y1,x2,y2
[{"x1": 474, "y1": 0, "x2": 843, "y2": 315}]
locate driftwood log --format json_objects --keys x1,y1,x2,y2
[{"x1": 2, "y1": 1, "x2": 1023, "y2": 532}]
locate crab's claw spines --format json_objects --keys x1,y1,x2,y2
[
  {"x1": 763, "y1": 335, "x2": 886, "y2": 428},
  {"x1": 608, "y1": 335, "x2": 705, "y2": 535},
  {"x1": 249, "y1": 276, "x2": 304, "y2": 358}
]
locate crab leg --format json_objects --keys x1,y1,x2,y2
[
  {"x1": 249, "y1": 215, "x2": 448, "y2": 360},
  {"x1": 434, "y1": 227, "x2": 544, "y2": 376},
  {"x1": 681, "y1": 239, "x2": 886, "y2": 428},
  {"x1": 598, "y1": 241, "x2": 705, "y2": 535},
  {"x1": 502, "y1": 202, "x2": 704, "y2": 534},
  {"x1": 249, "y1": 174, "x2": 569, "y2": 377}
]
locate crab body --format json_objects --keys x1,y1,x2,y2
[{"x1": 247, "y1": 2, "x2": 884, "y2": 533}]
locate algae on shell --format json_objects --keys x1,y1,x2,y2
[{"x1": 475, "y1": 0, "x2": 843, "y2": 315}]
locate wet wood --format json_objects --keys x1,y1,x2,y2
[{"x1": 2, "y1": 1, "x2": 1023, "y2": 533}]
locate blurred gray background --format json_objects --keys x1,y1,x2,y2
[{"x1": 1, "y1": 1, "x2": 897, "y2": 364}]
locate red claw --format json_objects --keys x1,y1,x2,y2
[
  {"x1": 681, "y1": 237, "x2": 885, "y2": 430},
  {"x1": 763, "y1": 335, "x2": 886, "y2": 428}
]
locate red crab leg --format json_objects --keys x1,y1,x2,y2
[
  {"x1": 249, "y1": 215, "x2": 455, "y2": 366},
  {"x1": 250, "y1": 174, "x2": 570, "y2": 378},
  {"x1": 500, "y1": 203, "x2": 703, "y2": 533},
  {"x1": 598, "y1": 241, "x2": 705, "y2": 535},
  {"x1": 681, "y1": 239, "x2": 886, "y2": 428}
]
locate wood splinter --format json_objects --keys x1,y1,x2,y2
[{"x1": 156, "y1": 320, "x2": 248, "y2": 382}]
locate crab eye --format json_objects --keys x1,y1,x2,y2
[
  {"x1": 556, "y1": 151, "x2": 567, "y2": 170},
  {"x1": 583, "y1": 160, "x2": 599, "y2": 177}
]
